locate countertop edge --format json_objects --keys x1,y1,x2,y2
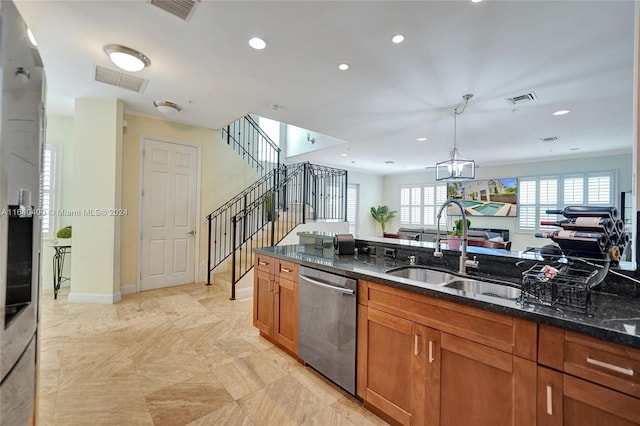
[{"x1": 255, "y1": 246, "x2": 640, "y2": 350}]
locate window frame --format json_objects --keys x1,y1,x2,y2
[
  {"x1": 399, "y1": 183, "x2": 449, "y2": 228},
  {"x1": 517, "y1": 170, "x2": 617, "y2": 233},
  {"x1": 40, "y1": 144, "x2": 58, "y2": 239}
]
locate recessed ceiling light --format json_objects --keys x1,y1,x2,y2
[
  {"x1": 384, "y1": 160, "x2": 395, "y2": 164},
  {"x1": 471, "y1": 0, "x2": 483, "y2": 3},
  {"x1": 392, "y1": 34, "x2": 405, "y2": 44},
  {"x1": 27, "y1": 28, "x2": 37, "y2": 47},
  {"x1": 153, "y1": 100, "x2": 182, "y2": 114},
  {"x1": 416, "y1": 137, "x2": 427, "y2": 142},
  {"x1": 248, "y1": 37, "x2": 267, "y2": 50},
  {"x1": 103, "y1": 44, "x2": 151, "y2": 72},
  {"x1": 552, "y1": 110, "x2": 570, "y2": 116},
  {"x1": 338, "y1": 63, "x2": 349, "y2": 71},
  {"x1": 340, "y1": 153, "x2": 348, "y2": 157}
]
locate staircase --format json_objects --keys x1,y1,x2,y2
[{"x1": 207, "y1": 115, "x2": 348, "y2": 299}]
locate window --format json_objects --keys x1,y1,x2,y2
[
  {"x1": 347, "y1": 184, "x2": 358, "y2": 234},
  {"x1": 258, "y1": 116, "x2": 281, "y2": 163},
  {"x1": 518, "y1": 171, "x2": 615, "y2": 232},
  {"x1": 40, "y1": 146, "x2": 55, "y2": 238},
  {"x1": 400, "y1": 183, "x2": 448, "y2": 228},
  {"x1": 258, "y1": 116, "x2": 280, "y2": 146}
]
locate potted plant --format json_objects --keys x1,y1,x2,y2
[
  {"x1": 447, "y1": 218, "x2": 470, "y2": 250},
  {"x1": 370, "y1": 205, "x2": 397, "y2": 235},
  {"x1": 56, "y1": 225, "x2": 72, "y2": 245}
]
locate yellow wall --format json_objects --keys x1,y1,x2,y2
[{"x1": 120, "y1": 114, "x2": 259, "y2": 287}]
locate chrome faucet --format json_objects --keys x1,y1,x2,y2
[{"x1": 433, "y1": 199, "x2": 479, "y2": 275}]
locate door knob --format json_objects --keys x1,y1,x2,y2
[{"x1": 186, "y1": 230, "x2": 196, "y2": 235}]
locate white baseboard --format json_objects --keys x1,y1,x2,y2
[
  {"x1": 68, "y1": 291, "x2": 122, "y2": 304},
  {"x1": 120, "y1": 284, "x2": 137, "y2": 295}
]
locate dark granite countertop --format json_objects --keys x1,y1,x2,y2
[{"x1": 255, "y1": 243, "x2": 640, "y2": 350}]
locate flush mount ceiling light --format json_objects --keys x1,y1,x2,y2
[
  {"x1": 436, "y1": 94, "x2": 476, "y2": 181},
  {"x1": 392, "y1": 34, "x2": 405, "y2": 44},
  {"x1": 338, "y1": 63, "x2": 349, "y2": 71},
  {"x1": 103, "y1": 44, "x2": 151, "y2": 72},
  {"x1": 248, "y1": 37, "x2": 267, "y2": 50},
  {"x1": 552, "y1": 109, "x2": 571, "y2": 116},
  {"x1": 416, "y1": 137, "x2": 427, "y2": 142},
  {"x1": 153, "y1": 100, "x2": 182, "y2": 114}
]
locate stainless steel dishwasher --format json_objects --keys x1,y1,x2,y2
[{"x1": 298, "y1": 266, "x2": 357, "y2": 396}]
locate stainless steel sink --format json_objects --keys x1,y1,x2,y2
[
  {"x1": 386, "y1": 267, "x2": 458, "y2": 285},
  {"x1": 443, "y1": 280, "x2": 521, "y2": 300}
]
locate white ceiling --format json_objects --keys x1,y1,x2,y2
[{"x1": 15, "y1": 0, "x2": 635, "y2": 174}]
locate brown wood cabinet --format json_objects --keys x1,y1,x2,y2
[
  {"x1": 358, "y1": 280, "x2": 536, "y2": 426},
  {"x1": 538, "y1": 325, "x2": 640, "y2": 426},
  {"x1": 253, "y1": 254, "x2": 299, "y2": 355}
]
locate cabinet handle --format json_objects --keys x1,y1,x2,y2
[
  {"x1": 586, "y1": 356, "x2": 634, "y2": 376},
  {"x1": 428, "y1": 340, "x2": 435, "y2": 363},
  {"x1": 281, "y1": 268, "x2": 292, "y2": 273},
  {"x1": 546, "y1": 384, "x2": 553, "y2": 415},
  {"x1": 414, "y1": 334, "x2": 420, "y2": 356},
  {"x1": 259, "y1": 261, "x2": 268, "y2": 266}
]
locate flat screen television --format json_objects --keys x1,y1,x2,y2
[{"x1": 446, "y1": 178, "x2": 518, "y2": 217}]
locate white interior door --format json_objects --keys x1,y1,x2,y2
[{"x1": 140, "y1": 139, "x2": 198, "y2": 291}]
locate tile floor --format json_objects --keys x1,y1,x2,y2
[{"x1": 37, "y1": 283, "x2": 387, "y2": 426}]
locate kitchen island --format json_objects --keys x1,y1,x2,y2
[{"x1": 253, "y1": 237, "x2": 640, "y2": 426}]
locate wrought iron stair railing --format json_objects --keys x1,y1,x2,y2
[
  {"x1": 221, "y1": 114, "x2": 281, "y2": 177},
  {"x1": 206, "y1": 162, "x2": 348, "y2": 299}
]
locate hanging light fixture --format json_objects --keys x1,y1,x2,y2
[{"x1": 436, "y1": 93, "x2": 476, "y2": 181}]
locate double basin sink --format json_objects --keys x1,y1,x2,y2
[{"x1": 386, "y1": 266, "x2": 521, "y2": 300}]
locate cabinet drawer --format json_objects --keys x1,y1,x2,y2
[
  {"x1": 564, "y1": 331, "x2": 640, "y2": 399},
  {"x1": 277, "y1": 260, "x2": 299, "y2": 282},
  {"x1": 255, "y1": 254, "x2": 275, "y2": 274}
]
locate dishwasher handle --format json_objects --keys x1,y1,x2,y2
[{"x1": 299, "y1": 274, "x2": 355, "y2": 295}]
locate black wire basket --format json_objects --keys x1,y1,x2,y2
[{"x1": 519, "y1": 258, "x2": 609, "y2": 314}]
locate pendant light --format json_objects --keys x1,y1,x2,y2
[{"x1": 436, "y1": 94, "x2": 476, "y2": 181}]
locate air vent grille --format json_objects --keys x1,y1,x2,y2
[
  {"x1": 149, "y1": 0, "x2": 199, "y2": 21},
  {"x1": 506, "y1": 92, "x2": 538, "y2": 105},
  {"x1": 94, "y1": 66, "x2": 149, "y2": 93},
  {"x1": 540, "y1": 136, "x2": 559, "y2": 143}
]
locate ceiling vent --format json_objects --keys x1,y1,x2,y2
[
  {"x1": 540, "y1": 136, "x2": 559, "y2": 143},
  {"x1": 506, "y1": 92, "x2": 538, "y2": 105},
  {"x1": 149, "y1": 0, "x2": 199, "y2": 21},
  {"x1": 93, "y1": 65, "x2": 149, "y2": 93}
]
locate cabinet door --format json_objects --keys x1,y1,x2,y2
[
  {"x1": 414, "y1": 323, "x2": 441, "y2": 426},
  {"x1": 274, "y1": 276, "x2": 298, "y2": 354},
  {"x1": 363, "y1": 307, "x2": 424, "y2": 426},
  {"x1": 439, "y1": 333, "x2": 536, "y2": 426},
  {"x1": 253, "y1": 268, "x2": 273, "y2": 336}
]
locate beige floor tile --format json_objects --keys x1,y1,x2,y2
[
  {"x1": 185, "y1": 401, "x2": 255, "y2": 426},
  {"x1": 145, "y1": 377, "x2": 234, "y2": 426},
  {"x1": 38, "y1": 281, "x2": 385, "y2": 426},
  {"x1": 52, "y1": 389, "x2": 153, "y2": 426},
  {"x1": 237, "y1": 375, "x2": 326, "y2": 425},
  {"x1": 214, "y1": 351, "x2": 287, "y2": 400},
  {"x1": 331, "y1": 397, "x2": 390, "y2": 426}
]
